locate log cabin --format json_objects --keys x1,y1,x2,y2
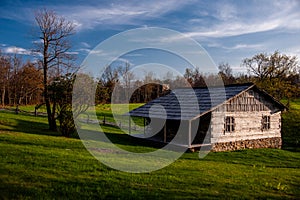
[{"x1": 128, "y1": 83, "x2": 286, "y2": 152}]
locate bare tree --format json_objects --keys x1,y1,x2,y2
[
  {"x1": 218, "y1": 62, "x2": 232, "y2": 78},
  {"x1": 9, "y1": 54, "x2": 22, "y2": 106},
  {"x1": 118, "y1": 61, "x2": 134, "y2": 101},
  {"x1": 183, "y1": 67, "x2": 205, "y2": 87},
  {"x1": 96, "y1": 65, "x2": 119, "y2": 103},
  {"x1": 218, "y1": 62, "x2": 236, "y2": 85},
  {"x1": 34, "y1": 9, "x2": 76, "y2": 131},
  {"x1": 0, "y1": 52, "x2": 10, "y2": 107}
]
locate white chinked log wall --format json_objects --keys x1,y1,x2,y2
[{"x1": 210, "y1": 89, "x2": 282, "y2": 151}]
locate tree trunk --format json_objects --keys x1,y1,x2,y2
[
  {"x1": 51, "y1": 100, "x2": 57, "y2": 131},
  {"x1": 43, "y1": 50, "x2": 57, "y2": 131},
  {"x1": 45, "y1": 95, "x2": 55, "y2": 130},
  {"x1": 45, "y1": 93, "x2": 57, "y2": 131},
  {"x1": 1, "y1": 85, "x2": 5, "y2": 107}
]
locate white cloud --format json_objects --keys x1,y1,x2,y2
[
  {"x1": 124, "y1": 53, "x2": 144, "y2": 57},
  {"x1": 185, "y1": 19, "x2": 280, "y2": 38},
  {"x1": 0, "y1": 1, "x2": 192, "y2": 31},
  {"x1": 78, "y1": 48, "x2": 107, "y2": 56},
  {"x1": 281, "y1": 46, "x2": 300, "y2": 59},
  {"x1": 32, "y1": 39, "x2": 43, "y2": 44},
  {"x1": 226, "y1": 44, "x2": 263, "y2": 50},
  {"x1": 215, "y1": 3, "x2": 237, "y2": 21},
  {"x1": 3, "y1": 46, "x2": 32, "y2": 55},
  {"x1": 78, "y1": 48, "x2": 91, "y2": 53},
  {"x1": 113, "y1": 57, "x2": 134, "y2": 66},
  {"x1": 65, "y1": 51, "x2": 79, "y2": 55},
  {"x1": 185, "y1": 0, "x2": 300, "y2": 39},
  {"x1": 80, "y1": 42, "x2": 91, "y2": 48},
  {"x1": 55, "y1": 1, "x2": 193, "y2": 30},
  {"x1": 89, "y1": 49, "x2": 104, "y2": 55},
  {"x1": 78, "y1": 48, "x2": 107, "y2": 57},
  {"x1": 72, "y1": 20, "x2": 83, "y2": 31}
]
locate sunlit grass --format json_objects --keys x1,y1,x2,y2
[{"x1": 281, "y1": 99, "x2": 300, "y2": 149}]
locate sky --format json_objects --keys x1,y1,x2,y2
[{"x1": 1, "y1": 0, "x2": 300, "y2": 75}]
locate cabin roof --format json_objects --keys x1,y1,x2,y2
[{"x1": 128, "y1": 83, "x2": 285, "y2": 120}]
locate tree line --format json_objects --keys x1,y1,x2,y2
[
  {"x1": 95, "y1": 53, "x2": 299, "y2": 105},
  {"x1": 1, "y1": 51, "x2": 299, "y2": 107},
  {"x1": 0, "y1": 54, "x2": 43, "y2": 106}
]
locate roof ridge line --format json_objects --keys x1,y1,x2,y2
[{"x1": 173, "y1": 82, "x2": 254, "y2": 90}]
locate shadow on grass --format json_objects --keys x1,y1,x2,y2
[
  {"x1": 105, "y1": 131, "x2": 166, "y2": 150},
  {"x1": 0, "y1": 111, "x2": 60, "y2": 137},
  {"x1": 0, "y1": 111, "x2": 166, "y2": 152}
]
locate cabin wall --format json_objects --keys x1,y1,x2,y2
[
  {"x1": 192, "y1": 113, "x2": 211, "y2": 145},
  {"x1": 210, "y1": 89, "x2": 282, "y2": 151}
]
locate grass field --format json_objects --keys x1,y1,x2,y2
[
  {"x1": 281, "y1": 99, "x2": 300, "y2": 149},
  {"x1": 0, "y1": 100, "x2": 300, "y2": 199}
]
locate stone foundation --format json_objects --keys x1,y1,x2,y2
[{"x1": 211, "y1": 137, "x2": 282, "y2": 152}]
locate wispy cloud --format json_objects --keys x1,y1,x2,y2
[
  {"x1": 3, "y1": 0, "x2": 299, "y2": 37},
  {"x1": 113, "y1": 57, "x2": 134, "y2": 66},
  {"x1": 124, "y1": 53, "x2": 144, "y2": 57},
  {"x1": 214, "y1": 3, "x2": 237, "y2": 21},
  {"x1": 207, "y1": 43, "x2": 263, "y2": 51},
  {"x1": 65, "y1": 51, "x2": 79, "y2": 55},
  {"x1": 3, "y1": 46, "x2": 32, "y2": 55},
  {"x1": 63, "y1": 1, "x2": 193, "y2": 30},
  {"x1": 80, "y1": 42, "x2": 91, "y2": 48},
  {"x1": 185, "y1": 21, "x2": 279, "y2": 38},
  {"x1": 0, "y1": 1, "x2": 193, "y2": 31},
  {"x1": 79, "y1": 48, "x2": 117, "y2": 58},
  {"x1": 77, "y1": 48, "x2": 91, "y2": 54},
  {"x1": 281, "y1": 45, "x2": 300, "y2": 59},
  {"x1": 228, "y1": 44, "x2": 263, "y2": 50},
  {"x1": 184, "y1": 0, "x2": 300, "y2": 38},
  {"x1": 32, "y1": 39, "x2": 43, "y2": 44}
]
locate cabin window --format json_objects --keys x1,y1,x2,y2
[
  {"x1": 279, "y1": 118, "x2": 281, "y2": 129},
  {"x1": 225, "y1": 116, "x2": 235, "y2": 132},
  {"x1": 262, "y1": 116, "x2": 270, "y2": 130},
  {"x1": 248, "y1": 90, "x2": 254, "y2": 97}
]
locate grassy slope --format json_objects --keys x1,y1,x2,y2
[
  {"x1": 281, "y1": 99, "x2": 300, "y2": 149},
  {"x1": 0, "y1": 101, "x2": 299, "y2": 199}
]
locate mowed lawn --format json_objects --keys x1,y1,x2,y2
[{"x1": 0, "y1": 101, "x2": 300, "y2": 199}]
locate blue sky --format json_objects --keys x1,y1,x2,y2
[{"x1": 1, "y1": 0, "x2": 300, "y2": 74}]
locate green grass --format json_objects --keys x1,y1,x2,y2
[
  {"x1": 1, "y1": 130, "x2": 300, "y2": 199},
  {"x1": 281, "y1": 99, "x2": 300, "y2": 149},
  {"x1": 76, "y1": 103, "x2": 144, "y2": 134},
  {"x1": 14, "y1": 104, "x2": 48, "y2": 113},
  {"x1": 0, "y1": 101, "x2": 300, "y2": 199},
  {"x1": 0, "y1": 110, "x2": 59, "y2": 136},
  {"x1": 95, "y1": 103, "x2": 144, "y2": 126}
]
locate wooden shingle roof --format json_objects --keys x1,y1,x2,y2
[{"x1": 128, "y1": 83, "x2": 257, "y2": 120}]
